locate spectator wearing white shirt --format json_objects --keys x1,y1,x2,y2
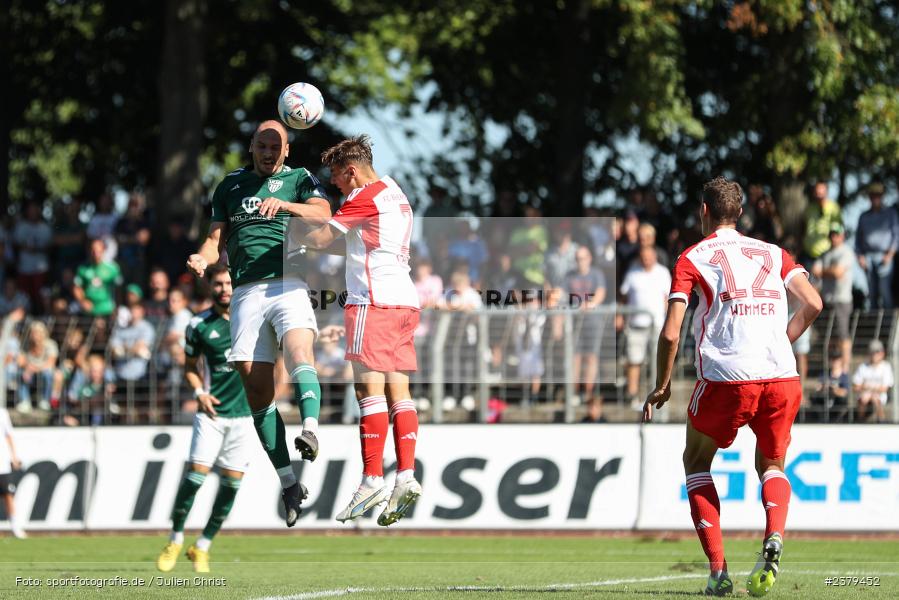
[
  {"x1": 12, "y1": 202, "x2": 52, "y2": 313},
  {"x1": 0, "y1": 407, "x2": 26, "y2": 538},
  {"x1": 853, "y1": 339, "x2": 893, "y2": 423},
  {"x1": 620, "y1": 246, "x2": 671, "y2": 408}
]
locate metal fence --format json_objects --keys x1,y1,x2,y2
[{"x1": 3, "y1": 306, "x2": 898, "y2": 425}]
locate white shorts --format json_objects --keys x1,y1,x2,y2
[
  {"x1": 625, "y1": 326, "x2": 652, "y2": 365},
  {"x1": 229, "y1": 278, "x2": 318, "y2": 364},
  {"x1": 189, "y1": 412, "x2": 255, "y2": 472}
]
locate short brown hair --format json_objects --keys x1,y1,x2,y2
[
  {"x1": 702, "y1": 176, "x2": 743, "y2": 225},
  {"x1": 321, "y1": 134, "x2": 373, "y2": 169},
  {"x1": 205, "y1": 263, "x2": 229, "y2": 282}
]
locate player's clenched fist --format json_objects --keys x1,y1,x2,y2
[{"x1": 187, "y1": 254, "x2": 208, "y2": 278}]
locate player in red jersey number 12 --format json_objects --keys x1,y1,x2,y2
[{"x1": 644, "y1": 177, "x2": 822, "y2": 597}]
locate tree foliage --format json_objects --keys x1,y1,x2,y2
[{"x1": 5, "y1": 0, "x2": 899, "y2": 230}]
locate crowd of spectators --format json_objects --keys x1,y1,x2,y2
[{"x1": 1, "y1": 178, "x2": 896, "y2": 424}]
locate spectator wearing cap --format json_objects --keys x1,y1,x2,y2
[
  {"x1": 855, "y1": 182, "x2": 898, "y2": 309},
  {"x1": 853, "y1": 339, "x2": 893, "y2": 423},
  {"x1": 116, "y1": 283, "x2": 144, "y2": 328},
  {"x1": 73, "y1": 238, "x2": 122, "y2": 317},
  {"x1": 812, "y1": 223, "x2": 855, "y2": 370},
  {"x1": 109, "y1": 303, "x2": 155, "y2": 383},
  {"x1": 802, "y1": 181, "x2": 843, "y2": 265}
]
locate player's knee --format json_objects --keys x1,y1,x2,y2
[{"x1": 682, "y1": 448, "x2": 710, "y2": 473}]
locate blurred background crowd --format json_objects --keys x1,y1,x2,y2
[{"x1": 1, "y1": 177, "x2": 896, "y2": 426}]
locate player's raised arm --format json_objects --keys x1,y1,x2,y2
[
  {"x1": 785, "y1": 270, "x2": 823, "y2": 343},
  {"x1": 187, "y1": 221, "x2": 225, "y2": 278}
]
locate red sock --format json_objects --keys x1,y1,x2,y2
[
  {"x1": 390, "y1": 399, "x2": 418, "y2": 472},
  {"x1": 358, "y1": 395, "x2": 388, "y2": 477},
  {"x1": 761, "y1": 469, "x2": 791, "y2": 537},
  {"x1": 686, "y1": 472, "x2": 727, "y2": 573}
]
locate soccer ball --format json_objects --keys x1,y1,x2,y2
[{"x1": 277, "y1": 82, "x2": 325, "y2": 130}]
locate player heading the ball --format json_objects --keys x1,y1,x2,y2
[
  {"x1": 186, "y1": 120, "x2": 330, "y2": 528},
  {"x1": 301, "y1": 134, "x2": 422, "y2": 526}
]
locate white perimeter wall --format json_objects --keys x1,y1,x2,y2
[{"x1": 5, "y1": 425, "x2": 899, "y2": 531}]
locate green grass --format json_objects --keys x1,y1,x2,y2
[{"x1": 0, "y1": 533, "x2": 897, "y2": 599}]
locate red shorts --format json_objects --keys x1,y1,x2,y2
[
  {"x1": 688, "y1": 379, "x2": 801, "y2": 460},
  {"x1": 344, "y1": 304, "x2": 420, "y2": 372}
]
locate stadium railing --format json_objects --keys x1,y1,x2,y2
[{"x1": 3, "y1": 307, "x2": 898, "y2": 425}]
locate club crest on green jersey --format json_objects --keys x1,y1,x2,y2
[{"x1": 267, "y1": 179, "x2": 283, "y2": 193}]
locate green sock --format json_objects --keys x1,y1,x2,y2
[
  {"x1": 202, "y1": 475, "x2": 241, "y2": 540},
  {"x1": 251, "y1": 403, "x2": 297, "y2": 488},
  {"x1": 291, "y1": 364, "x2": 321, "y2": 424},
  {"x1": 171, "y1": 470, "x2": 206, "y2": 532}
]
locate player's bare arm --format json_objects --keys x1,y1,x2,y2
[
  {"x1": 785, "y1": 273, "x2": 823, "y2": 343},
  {"x1": 257, "y1": 196, "x2": 331, "y2": 222},
  {"x1": 184, "y1": 354, "x2": 220, "y2": 418},
  {"x1": 644, "y1": 299, "x2": 688, "y2": 422},
  {"x1": 6, "y1": 433, "x2": 20, "y2": 470},
  {"x1": 302, "y1": 223, "x2": 343, "y2": 251},
  {"x1": 187, "y1": 221, "x2": 226, "y2": 278}
]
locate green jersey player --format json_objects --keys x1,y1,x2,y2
[
  {"x1": 186, "y1": 120, "x2": 329, "y2": 527},
  {"x1": 157, "y1": 265, "x2": 252, "y2": 573}
]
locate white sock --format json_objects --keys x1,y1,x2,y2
[
  {"x1": 195, "y1": 536, "x2": 212, "y2": 551},
  {"x1": 276, "y1": 466, "x2": 298, "y2": 489},
  {"x1": 170, "y1": 531, "x2": 184, "y2": 544},
  {"x1": 10, "y1": 514, "x2": 21, "y2": 531},
  {"x1": 363, "y1": 474, "x2": 384, "y2": 488},
  {"x1": 396, "y1": 469, "x2": 415, "y2": 484},
  {"x1": 302, "y1": 417, "x2": 319, "y2": 435}
]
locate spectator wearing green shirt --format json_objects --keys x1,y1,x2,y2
[
  {"x1": 801, "y1": 181, "x2": 843, "y2": 263},
  {"x1": 508, "y1": 205, "x2": 549, "y2": 286},
  {"x1": 73, "y1": 238, "x2": 123, "y2": 317}
]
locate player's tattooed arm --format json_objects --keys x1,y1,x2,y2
[{"x1": 187, "y1": 222, "x2": 226, "y2": 278}]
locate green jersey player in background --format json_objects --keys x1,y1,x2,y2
[
  {"x1": 186, "y1": 120, "x2": 329, "y2": 527},
  {"x1": 157, "y1": 266, "x2": 252, "y2": 573}
]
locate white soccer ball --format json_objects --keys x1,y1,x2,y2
[{"x1": 277, "y1": 82, "x2": 325, "y2": 130}]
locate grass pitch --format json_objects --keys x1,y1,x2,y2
[{"x1": 1, "y1": 533, "x2": 897, "y2": 599}]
